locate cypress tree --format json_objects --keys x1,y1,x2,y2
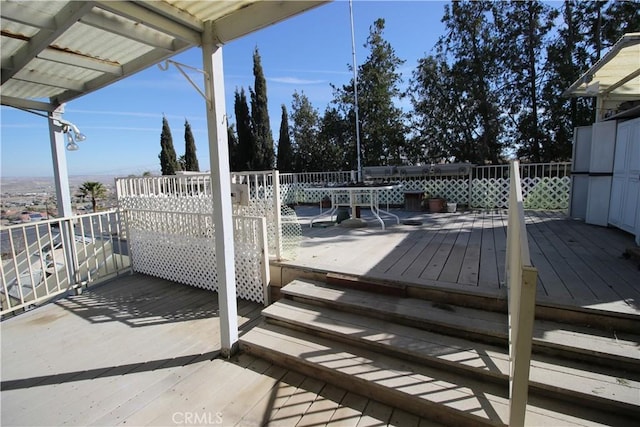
[
  {"x1": 277, "y1": 105, "x2": 294, "y2": 172},
  {"x1": 184, "y1": 119, "x2": 200, "y2": 171},
  {"x1": 234, "y1": 87, "x2": 254, "y2": 170},
  {"x1": 250, "y1": 47, "x2": 275, "y2": 170},
  {"x1": 159, "y1": 115, "x2": 179, "y2": 175}
]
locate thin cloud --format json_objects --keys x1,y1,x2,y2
[
  {"x1": 269, "y1": 77, "x2": 326, "y2": 85},
  {"x1": 275, "y1": 68, "x2": 351, "y2": 76}
]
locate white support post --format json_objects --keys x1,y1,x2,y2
[
  {"x1": 272, "y1": 170, "x2": 283, "y2": 260},
  {"x1": 258, "y1": 216, "x2": 271, "y2": 306},
  {"x1": 48, "y1": 106, "x2": 78, "y2": 286},
  {"x1": 48, "y1": 106, "x2": 73, "y2": 218},
  {"x1": 202, "y1": 22, "x2": 238, "y2": 358}
]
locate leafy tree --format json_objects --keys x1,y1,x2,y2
[
  {"x1": 250, "y1": 47, "x2": 275, "y2": 170},
  {"x1": 540, "y1": 1, "x2": 593, "y2": 161},
  {"x1": 408, "y1": 56, "x2": 472, "y2": 164},
  {"x1": 159, "y1": 116, "x2": 179, "y2": 175},
  {"x1": 319, "y1": 107, "x2": 350, "y2": 171},
  {"x1": 495, "y1": 1, "x2": 558, "y2": 162},
  {"x1": 434, "y1": 1, "x2": 505, "y2": 164},
  {"x1": 276, "y1": 105, "x2": 295, "y2": 172},
  {"x1": 234, "y1": 87, "x2": 254, "y2": 170},
  {"x1": 77, "y1": 181, "x2": 107, "y2": 213},
  {"x1": 291, "y1": 91, "x2": 322, "y2": 172},
  {"x1": 332, "y1": 18, "x2": 407, "y2": 166},
  {"x1": 183, "y1": 119, "x2": 199, "y2": 171}
]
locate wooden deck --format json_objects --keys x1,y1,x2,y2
[
  {"x1": 1, "y1": 274, "x2": 442, "y2": 426},
  {"x1": 277, "y1": 207, "x2": 640, "y2": 316}
]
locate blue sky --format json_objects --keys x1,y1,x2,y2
[{"x1": 0, "y1": 0, "x2": 449, "y2": 178}]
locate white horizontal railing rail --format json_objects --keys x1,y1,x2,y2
[
  {"x1": 115, "y1": 173, "x2": 212, "y2": 198},
  {"x1": 505, "y1": 160, "x2": 538, "y2": 426},
  {"x1": 231, "y1": 170, "x2": 283, "y2": 260},
  {"x1": 279, "y1": 162, "x2": 572, "y2": 210},
  {"x1": 1, "y1": 210, "x2": 130, "y2": 316},
  {"x1": 117, "y1": 170, "x2": 289, "y2": 261}
]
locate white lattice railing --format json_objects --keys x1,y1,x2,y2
[
  {"x1": 505, "y1": 160, "x2": 538, "y2": 426},
  {"x1": 116, "y1": 171, "x2": 297, "y2": 261},
  {"x1": 124, "y1": 209, "x2": 269, "y2": 304},
  {"x1": 279, "y1": 162, "x2": 572, "y2": 210},
  {"x1": 231, "y1": 171, "x2": 283, "y2": 260},
  {"x1": 1, "y1": 211, "x2": 130, "y2": 316}
]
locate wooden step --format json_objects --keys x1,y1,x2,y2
[
  {"x1": 281, "y1": 279, "x2": 640, "y2": 371},
  {"x1": 326, "y1": 272, "x2": 640, "y2": 333},
  {"x1": 240, "y1": 322, "x2": 633, "y2": 427},
  {"x1": 262, "y1": 299, "x2": 640, "y2": 417}
]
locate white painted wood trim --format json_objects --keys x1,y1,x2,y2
[{"x1": 202, "y1": 22, "x2": 238, "y2": 357}]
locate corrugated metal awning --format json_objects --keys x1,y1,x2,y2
[
  {"x1": 1, "y1": 0, "x2": 328, "y2": 112},
  {"x1": 564, "y1": 32, "x2": 640, "y2": 101}
]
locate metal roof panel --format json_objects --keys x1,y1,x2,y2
[{"x1": 1, "y1": 0, "x2": 329, "y2": 111}]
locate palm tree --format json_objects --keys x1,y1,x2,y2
[{"x1": 77, "y1": 182, "x2": 107, "y2": 213}]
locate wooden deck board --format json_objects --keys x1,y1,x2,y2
[
  {"x1": 438, "y1": 214, "x2": 474, "y2": 283},
  {"x1": 2, "y1": 274, "x2": 426, "y2": 427},
  {"x1": 284, "y1": 207, "x2": 640, "y2": 315},
  {"x1": 457, "y1": 214, "x2": 482, "y2": 286},
  {"x1": 477, "y1": 212, "x2": 501, "y2": 289}
]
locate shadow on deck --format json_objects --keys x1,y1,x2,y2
[
  {"x1": 1, "y1": 274, "x2": 432, "y2": 426},
  {"x1": 273, "y1": 207, "x2": 640, "y2": 318}
]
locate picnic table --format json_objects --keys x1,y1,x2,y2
[{"x1": 305, "y1": 184, "x2": 400, "y2": 230}]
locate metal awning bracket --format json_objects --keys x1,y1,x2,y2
[{"x1": 158, "y1": 59, "x2": 211, "y2": 108}]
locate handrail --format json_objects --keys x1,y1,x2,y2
[
  {"x1": 505, "y1": 160, "x2": 538, "y2": 426},
  {"x1": 1, "y1": 210, "x2": 130, "y2": 316}
]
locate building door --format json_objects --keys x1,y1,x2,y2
[{"x1": 609, "y1": 117, "x2": 640, "y2": 242}]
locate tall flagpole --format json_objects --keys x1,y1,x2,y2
[{"x1": 349, "y1": 0, "x2": 362, "y2": 183}]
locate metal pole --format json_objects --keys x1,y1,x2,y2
[{"x1": 349, "y1": 0, "x2": 362, "y2": 183}]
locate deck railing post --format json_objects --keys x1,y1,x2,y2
[
  {"x1": 258, "y1": 216, "x2": 271, "y2": 305},
  {"x1": 506, "y1": 160, "x2": 538, "y2": 427},
  {"x1": 272, "y1": 170, "x2": 283, "y2": 261}
]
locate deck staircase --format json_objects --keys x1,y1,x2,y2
[{"x1": 240, "y1": 276, "x2": 639, "y2": 426}]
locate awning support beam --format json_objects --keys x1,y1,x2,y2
[{"x1": 202, "y1": 21, "x2": 238, "y2": 357}]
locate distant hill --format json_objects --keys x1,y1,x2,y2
[{"x1": 1, "y1": 174, "x2": 125, "y2": 195}]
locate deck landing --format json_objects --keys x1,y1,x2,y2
[{"x1": 275, "y1": 208, "x2": 640, "y2": 316}]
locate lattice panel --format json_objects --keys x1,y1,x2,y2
[
  {"x1": 287, "y1": 177, "x2": 569, "y2": 210},
  {"x1": 233, "y1": 240, "x2": 263, "y2": 303},
  {"x1": 523, "y1": 177, "x2": 571, "y2": 210},
  {"x1": 281, "y1": 205, "x2": 302, "y2": 260},
  {"x1": 234, "y1": 192, "x2": 303, "y2": 261},
  {"x1": 235, "y1": 199, "x2": 277, "y2": 256},
  {"x1": 471, "y1": 179, "x2": 510, "y2": 209},
  {"x1": 469, "y1": 177, "x2": 571, "y2": 209},
  {"x1": 119, "y1": 195, "x2": 213, "y2": 213},
  {"x1": 128, "y1": 228, "x2": 218, "y2": 292},
  {"x1": 124, "y1": 209, "x2": 266, "y2": 303}
]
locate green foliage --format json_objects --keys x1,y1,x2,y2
[
  {"x1": 332, "y1": 18, "x2": 407, "y2": 167},
  {"x1": 250, "y1": 47, "x2": 275, "y2": 170},
  {"x1": 224, "y1": 1, "x2": 639, "y2": 171},
  {"x1": 291, "y1": 91, "x2": 322, "y2": 172},
  {"x1": 159, "y1": 116, "x2": 179, "y2": 175},
  {"x1": 183, "y1": 119, "x2": 199, "y2": 172},
  {"x1": 77, "y1": 181, "x2": 107, "y2": 213},
  {"x1": 234, "y1": 87, "x2": 254, "y2": 170},
  {"x1": 277, "y1": 105, "x2": 295, "y2": 172}
]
